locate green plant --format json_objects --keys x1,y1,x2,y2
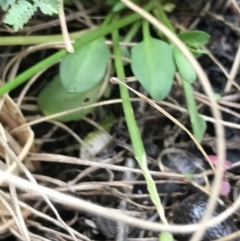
[
  {"x1": 0, "y1": 2, "x2": 153, "y2": 96},
  {"x1": 0, "y1": 2, "x2": 211, "y2": 239},
  {"x1": 112, "y1": 28, "x2": 168, "y2": 224},
  {"x1": 150, "y1": 2, "x2": 209, "y2": 142},
  {"x1": 0, "y1": 0, "x2": 59, "y2": 31}
]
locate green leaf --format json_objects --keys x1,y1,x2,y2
[
  {"x1": 3, "y1": 0, "x2": 37, "y2": 31},
  {"x1": 189, "y1": 45, "x2": 209, "y2": 58},
  {"x1": 131, "y1": 37, "x2": 176, "y2": 101},
  {"x1": 37, "y1": 75, "x2": 101, "y2": 122},
  {"x1": 60, "y1": 37, "x2": 110, "y2": 93},
  {"x1": 162, "y1": 2, "x2": 175, "y2": 12},
  {"x1": 182, "y1": 81, "x2": 206, "y2": 142},
  {"x1": 35, "y1": 0, "x2": 59, "y2": 15},
  {"x1": 173, "y1": 46, "x2": 196, "y2": 83},
  {"x1": 0, "y1": 0, "x2": 16, "y2": 11},
  {"x1": 105, "y1": 0, "x2": 126, "y2": 10},
  {"x1": 159, "y1": 232, "x2": 174, "y2": 241},
  {"x1": 112, "y1": 2, "x2": 126, "y2": 11},
  {"x1": 178, "y1": 30, "x2": 210, "y2": 47}
]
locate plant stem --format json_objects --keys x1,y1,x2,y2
[
  {"x1": 112, "y1": 27, "x2": 167, "y2": 225},
  {"x1": 0, "y1": 30, "x2": 90, "y2": 46},
  {"x1": 142, "y1": 19, "x2": 151, "y2": 41},
  {"x1": 0, "y1": 11, "x2": 113, "y2": 46},
  {"x1": 152, "y1": 1, "x2": 206, "y2": 142},
  {"x1": 0, "y1": 2, "x2": 153, "y2": 97},
  {"x1": 124, "y1": 20, "x2": 142, "y2": 42},
  {"x1": 100, "y1": 10, "x2": 114, "y2": 28},
  {"x1": 153, "y1": 1, "x2": 175, "y2": 34},
  {"x1": 182, "y1": 79, "x2": 206, "y2": 142},
  {"x1": 112, "y1": 31, "x2": 144, "y2": 157}
]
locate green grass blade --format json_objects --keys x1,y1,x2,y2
[{"x1": 112, "y1": 28, "x2": 167, "y2": 225}]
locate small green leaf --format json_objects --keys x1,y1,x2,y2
[
  {"x1": 3, "y1": 0, "x2": 37, "y2": 31},
  {"x1": 112, "y1": 2, "x2": 126, "y2": 11},
  {"x1": 131, "y1": 37, "x2": 176, "y2": 101},
  {"x1": 189, "y1": 45, "x2": 209, "y2": 58},
  {"x1": 0, "y1": 0, "x2": 16, "y2": 11},
  {"x1": 162, "y1": 3, "x2": 175, "y2": 12},
  {"x1": 60, "y1": 37, "x2": 110, "y2": 93},
  {"x1": 178, "y1": 31, "x2": 210, "y2": 47},
  {"x1": 159, "y1": 232, "x2": 174, "y2": 241},
  {"x1": 37, "y1": 75, "x2": 101, "y2": 122},
  {"x1": 36, "y1": 0, "x2": 59, "y2": 15},
  {"x1": 105, "y1": 0, "x2": 126, "y2": 10},
  {"x1": 173, "y1": 46, "x2": 196, "y2": 83}
]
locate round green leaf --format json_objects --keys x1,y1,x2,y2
[
  {"x1": 173, "y1": 46, "x2": 197, "y2": 83},
  {"x1": 178, "y1": 30, "x2": 210, "y2": 47},
  {"x1": 60, "y1": 37, "x2": 110, "y2": 93},
  {"x1": 37, "y1": 75, "x2": 101, "y2": 122},
  {"x1": 131, "y1": 37, "x2": 176, "y2": 101}
]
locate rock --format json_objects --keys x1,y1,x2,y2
[{"x1": 172, "y1": 193, "x2": 239, "y2": 241}]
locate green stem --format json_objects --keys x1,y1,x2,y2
[
  {"x1": 142, "y1": 20, "x2": 151, "y2": 41},
  {"x1": 112, "y1": 31, "x2": 144, "y2": 157},
  {"x1": 152, "y1": 1, "x2": 175, "y2": 42},
  {"x1": 0, "y1": 30, "x2": 89, "y2": 46},
  {"x1": 0, "y1": 12, "x2": 113, "y2": 46},
  {"x1": 112, "y1": 27, "x2": 167, "y2": 225},
  {"x1": 100, "y1": 10, "x2": 114, "y2": 28},
  {"x1": 182, "y1": 79, "x2": 206, "y2": 142},
  {"x1": 0, "y1": 2, "x2": 153, "y2": 97},
  {"x1": 153, "y1": 1, "x2": 206, "y2": 142},
  {"x1": 124, "y1": 20, "x2": 142, "y2": 42}
]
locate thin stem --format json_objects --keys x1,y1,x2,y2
[
  {"x1": 124, "y1": 20, "x2": 142, "y2": 42},
  {"x1": 182, "y1": 79, "x2": 206, "y2": 142},
  {"x1": 112, "y1": 29, "x2": 144, "y2": 157},
  {"x1": 112, "y1": 28, "x2": 167, "y2": 225},
  {"x1": 152, "y1": 1, "x2": 175, "y2": 35},
  {"x1": 142, "y1": 20, "x2": 150, "y2": 41},
  {"x1": 0, "y1": 31, "x2": 86, "y2": 46}
]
